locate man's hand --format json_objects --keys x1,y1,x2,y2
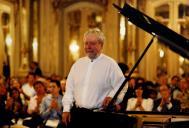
[
  {"x1": 160, "y1": 98, "x2": 167, "y2": 107},
  {"x1": 102, "y1": 97, "x2": 112, "y2": 109},
  {"x1": 115, "y1": 104, "x2": 121, "y2": 112},
  {"x1": 62, "y1": 112, "x2": 71, "y2": 127},
  {"x1": 6, "y1": 97, "x2": 13, "y2": 109},
  {"x1": 51, "y1": 99, "x2": 58, "y2": 109},
  {"x1": 161, "y1": 96, "x2": 171, "y2": 106}
]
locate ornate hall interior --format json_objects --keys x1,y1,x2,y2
[{"x1": 0, "y1": 0, "x2": 189, "y2": 81}]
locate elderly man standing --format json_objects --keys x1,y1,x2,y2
[{"x1": 62, "y1": 28, "x2": 125, "y2": 127}]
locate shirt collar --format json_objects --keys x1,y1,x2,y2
[{"x1": 87, "y1": 53, "x2": 103, "y2": 62}]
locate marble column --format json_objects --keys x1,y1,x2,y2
[
  {"x1": 39, "y1": 0, "x2": 60, "y2": 76},
  {"x1": 0, "y1": 11, "x2": 5, "y2": 75},
  {"x1": 167, "y1": 0, "x2": 179, "y2": 76},
  {"x1": 17, "y1": 0, "x2": 30, "y2": 77}
]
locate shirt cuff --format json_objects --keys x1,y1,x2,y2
[
  {"x1": 63, "y1": 105, "x2": 71, "y2": 112},
  {"x1": 157, "y1": 106, "x2": 162, "y2": 112},
  {"x1": 167, "y1": 103, "x2": 173, "y2": 109}
]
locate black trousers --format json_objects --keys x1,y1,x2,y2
[{"x1": 66, "y1": 107, "x2": 94, "y2": 128}]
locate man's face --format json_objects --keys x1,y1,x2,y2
[
  {"x1": 28, "y1": 74, "x2": 35, "y2": 84},
  {"x1": 51, "y1": 82, "x2": 60, "y2": 95},
  {"x1": 34, "y1": 83, "x2": 46, "y2": 95},
  {"x1": 84, "y1": 34, "x2": 103, "y2": 59},
  {"x1": 171, "y1": 77, "x2": 180, "y2": 85},
  {"x1": 160, "y1": 86, "x2": 170, "y2": 99}
]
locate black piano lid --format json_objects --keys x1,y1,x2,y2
[{"x1": 113, "y1": 3, "x2": 189, "y2": 59}]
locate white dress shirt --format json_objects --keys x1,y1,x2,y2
[
  {"x1": 126, "y1": 98, "x2": 153, "y2": 111},
  {"x1": 22, "y1": 83, "x2": 36, "y2": 98},
  {"x1": 62, "y1": 54, "x2": 125, "y2": 112},
  {"x1": 27, "y1": 95, "x2": 38, "y2": 114}
]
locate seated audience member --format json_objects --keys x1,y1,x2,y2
[
  {"x1": 144, "y1": 81, "x2": 158, "y2": 100},
  {"x1": 126, "y1": 83, "x2": 153, "y2": 111},
  {"x1": 173, "y1": 79, "x2": 189, "y2": 112},
  {"x1": 40, "y1": 80, "x2": 63, "y2": 127},
  {"x1": 60, "y1": 78, "x2": 67, "y2": 95},
  {"x1": 136, "y1": 77, "x2": 145, "y2": 84},
  {"x1": 22, "y1": 72, "x2": 36, "y2": 101},
  {"x1": 0, "y1": 85, "x2": 11, "y2": 126},
  {"x1": 46, "y1": 77, "x2": 53, "y2": 94},
  {"x1": 154, "y1": 72, "x2": 168, "y2": 92},
  {"x1": 27, "y1": 81, "x2": 46, "y2": 114},
  {"x1": 153, "y1": 85, "x2": 181, "y2": 113},
  {"x1": 170, "y1": 75, "x2": 180, "y2": 94},
  {"x1": 23, "y1": 81, "x2": 47, "y2": 128},
  {"x1": 116, "y1": 77, "x2": 137, "y2": 112},
  {"x1": 118, "y1": 62, "x2": 129, "y2": 76},
  {"x1": 148, "y1": 89, "x2": 158, "y2": 100},
  {"x1": 6, "y1": 88, "x2": 25, "y2": 123},
  {"x1": 30, "y1": 61, "x2": 43, "y2": 77},
  {"x1": 9, "y1": 78, "x2": 26, "y2": 107}
]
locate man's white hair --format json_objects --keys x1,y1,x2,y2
[{"x1": 84, "y1": 28, "x2": 105, "y2": 44}]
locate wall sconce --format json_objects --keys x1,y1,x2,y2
[
  {"x1": 5, "y1": 34, "x2": 12, "y2": 47},
  {"x1": 120, "y1": 16, "x2": 126, "y2": 41},
  {"x1": 32, "y1": 37, "x2": 38, "y2": 61},
  {"x1": 159, "y1": 48, "x2": 165, "y2": 58},
  {"x1": 69, "y1": 40, "x2": 80, "y2": 60},
  {"x1": 5, "y1": 34, "x2": 12, "y2": 56},
  {"x1": 95, "y1": 15, "x2": 102, "y2": 23},
  {"x1": 179, "y1": 56, "x2": 184, "y2": 64}
]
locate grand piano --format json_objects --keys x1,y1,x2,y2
[{"x1": 68, "y1": 3, "x2": 189, "y2": 128}]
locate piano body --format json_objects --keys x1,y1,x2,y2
[
  {"x1": 68, "y1": 109, "x2": 189, "y2": 128},
  {"x1": 68, "y1": 3, "x2": 189, "y2": 128},
  {"x1": 127, "y1": 112, "x2": 189, "y2": 128}
]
